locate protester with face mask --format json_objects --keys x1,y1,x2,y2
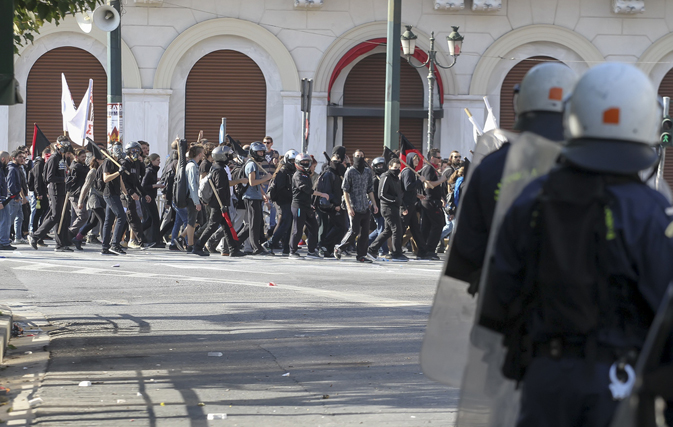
[
  {"x1": 419, "y1": 148, "x2": 448, "y2": 260},
  {"x1": 29, "y1": 136, "x2": 73, "y2": 252},
  {"x1": 289, "y1": 153, "x2": 329, "y2": 258},
  {"x1": 99, "y1": 142, "x2": 129, "y2": 255},
  {"x1": 28, "y1": 147, "x2": 50, "y2": 239},
  {"x1": 67, "y1": 149, "x2": 90, "y2": 243},
  {"x1": 238, "y1": 141, "x2": 273, "y2": 255},
  {"x1": 334, "y1": 150, "x2": 378, "y2": 263},
  {"x1": 367, "y1": 157, "x2": 389, "y2": 257},
  {"x1": 368, "y1": 158, "x2": 406, "y2": 261},
  {"x1": 264, "y1": 149, "x2": 297, "y2": 255},
  {"x1": 316, "y1": 154, "x2": 347, "y2": 258}
]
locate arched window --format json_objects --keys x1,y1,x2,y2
[
  {"x1": 26, "y1": 47, "x2": 107, "y2": 146},
  {"x1": 341, "y1": 53, "x2": 425, "y2": 158},
  {"x1": 185, "y1": 50, "x2": 266, "y2": 145},
  {"x1": 499, "y1": 56, "x2": 558, "y2": 131}
]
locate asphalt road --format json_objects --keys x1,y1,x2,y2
[{"x1": 1, "y1": 243, "x2": 458, "y2": 426}]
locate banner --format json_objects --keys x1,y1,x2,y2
[
  {"x1": 107, "y1": 103, "x2": 123, "y2": 145},
  {"x1": 31, "y1": 124, "x2": 51, "y2": 160}
]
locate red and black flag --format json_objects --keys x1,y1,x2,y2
[
  {"x1": 399, "y1": 132, "x2": 424, "y2": 172},
  {"x1": 85, "y1": 137, "x2": 104, "y2": 160},
  {"x1": 30, "y1": 124, "x2": 51, "y2": 160}
]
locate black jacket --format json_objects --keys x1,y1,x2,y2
[
  {"x1": 292, "y1": 170, "x2": 313, "y2": 207},
  {"x1": 68, "y1": 161, "x2": 89, "y2": 198},
  {"x1": 378, "y1": 170, "x2": 402, "y2": 207},
  {"x1": 207, "y1": 161, "x2": 231, "y2": 211},
  {"x1": 270, "y1": 164, "x2": 294, "y2": 205},
  {"x1": 400, "y1": 167, "x2": 421, "y2": 209},
  {"x1": 44, "y1": 152, "x2": 66, "y2": 194},
  {"x1": 121, "y1": 158, "x2": 145, "y2": 197},
  {"x1": 142, "y1": 164, "x2": 160, "y2": 200},
  {"x1": 28, "y1": 157, "x2": 47, "y2": 198},
  {"x1": 317, "y1": 165, "x2": 343, "y2": 209}
]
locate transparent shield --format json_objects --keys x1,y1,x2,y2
[{"x1": 420, "y1": 129, "x2": 516, "y2": 388}]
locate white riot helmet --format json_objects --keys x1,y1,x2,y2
[
  {"x1": 284, "y1": 149, "x2": 298, "y2": 164},
  {"x1": 514, "y1": 62, "x2": 577, "y2": 116},
  {"x1": 562, "y1": 62, "x2": 660, "y2": 174}
]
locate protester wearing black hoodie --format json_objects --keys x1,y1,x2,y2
[
  {"x1": 368, "y1": 158, "x2": 407, "y2": 261},
  {"x1": 265, "y1": 151, "x2": 296, "y2": 255},
  {"x1": 316, "y1": 155, "x2": 346, "y2": 257}
]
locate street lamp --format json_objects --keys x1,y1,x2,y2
[{"x1": 402, "y1": 25, "x2": 463, "y2": 151}]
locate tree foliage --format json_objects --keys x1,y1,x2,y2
[{"x1": 13, "y1": 0, "x2": 104, "y2": 53}]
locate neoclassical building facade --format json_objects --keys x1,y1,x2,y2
[{"x1": 3, "y1": 0, "x2": 673, "y2": 171}]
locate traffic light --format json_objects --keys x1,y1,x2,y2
[{"x1": 662, "y1": 116, "x2": 673, "y2": 147}]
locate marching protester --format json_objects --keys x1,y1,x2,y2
[
  {"x1": 120, "y1": 141, "x2": 151, "y2": 249},
  {"x1": 0, "y1": 152, "x2": 12, "y2": 251},
  {"x1": 66, "y1": 149, "x2": 90, "y2": 243},
  {"x1": 316, "y1": 153, "x2": 346, "y2": 258},
  {"x1": 7, "y1": 149, "x2": 27, "y2": 244},
  {"x1": 99, "y1": 142, "x2": 128, "y2": 255},
  {"x1": 72, "y1": 156, "x2": 105, "y2": 251},
  {"x1": 29, "y1": 136, "x2": 72, "y2": 252},
  {"x1": 262, "y1": 136, "x2": 279, "y2": 239},
  {"x1": 368, "y1": 156, "x2": 388, "y2": 257},
  {"x1": 334, "y1": 150, "x2": 377, "y2": 263},
  {"x1": 28, "y1": 147, "x2": 50, "y2": 236},
  {"x1": 289, "y1": 153, "x2": 329, "y2": 259},
  {"x1": 192, "y1": 146, "x2": 244, "y2": 257},
  {"x1": 264, "y1": 149, "x2": 296, "y2": 255},
  {"x1": 142, "y1": 153, "x2": 164, "y2": 248},
  {"x1": 368, "y1": 158, "x2": 406, "y2": 262},
  {"x1": 400, "y1": 153, "x2": 428, "y2": 259},
  {"x1": 238, "y1": 141, "x2": 273, "y2": 256},
  {"x1": 419, "y1": 148, "x2": 448, "y2": 261}
]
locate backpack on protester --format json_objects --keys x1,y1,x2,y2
[
  {"x1": 93, "y1": 162, "x2": 106, "y2": 193},
  {"x1": 198, "y1": 171, "x2": 214, "y2": 205},
  {"x1": 231, "y1": 159, "x2": 251, "y2": 209}
]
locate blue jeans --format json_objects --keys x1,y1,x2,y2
[
  {"x1": 368, "y1": 213, "x2": 388, "y2": 254},
  {"x1": 171, "y1": 202, "x2": 188, "y2": 245},
  {"x1": 102, "y1": 194, "x2": 127, "y2": 250},
  {"x1": 7, "y1": 199, "x2": 23, "y2": 241},
  {"x1": 28, "y1": 192, "x2": 37, "y2": 233},
  {"x1": 441, "y1": 211, "x2": 454, "y2": 240},
  {"x1": 0, "y1": 203, "x2": 10, "y2": 246}
]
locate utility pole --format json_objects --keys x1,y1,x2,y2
[
  {"x1": 0, "y1": 0, "x2": 22, "y2": 106},
  {"x1": 107, "y1": 0, "x2": 122, "y2": 146},
  {"x1": 383, "y1": 0, "x2": 401, "y2": 151}
]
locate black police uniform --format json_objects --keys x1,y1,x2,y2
[{"x1": 485, "y1": 164, "x2": 673, "y2": 427}]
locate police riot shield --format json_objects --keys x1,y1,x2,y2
[
  {"x1": 420, "y1": 132, "x2": 562, "y2": 427},
  {"x1": 611, "y1": 283, "x2": 673, "y2": 427},
  {"x1": 420, "y1": 128, "x2": 516, "y2": 388}
]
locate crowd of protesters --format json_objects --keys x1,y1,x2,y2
[{"x1": 0, "y1": 134, "x2": 467, "y2": 262}]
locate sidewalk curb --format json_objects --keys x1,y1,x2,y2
[
  {"x1": 0, "y1": 304, "x2": 13, "y2": 364},
  {"x1": 0, "y1": 305, "x2": 51, "y2": 426}
]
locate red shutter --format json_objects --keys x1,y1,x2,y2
[
  {"x1": 658, "y1": 69, "x2": 673, "y2": 190},
  {"x1": 185, "y1": 50, "x2": 266, "y2": 146},
  {"x1": 26, "y1": 47, "x2": 107, "y2": 147},
  {"x1": 499, "y1": 56, "x2": 558, "y2": 131},
  {"x1": 342, "y1": 53, "x2": 425, "y2": 158}
]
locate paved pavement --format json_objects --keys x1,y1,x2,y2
[{"x1": 0, "y1": 243, "x2": 458, "y2": 426}]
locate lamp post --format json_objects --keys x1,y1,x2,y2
[{"x1": 402, "y1": 25, "x2": 463, "y2": 151}]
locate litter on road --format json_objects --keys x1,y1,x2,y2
[
  {"x1": 208, "y1": 352, "x2": 223, "y2": 357},
  {"x1": 207, "y1": 414, "x2": 227, "y2": 420},
  {"x1": 282, "y1": 373, "x2": 290, "y2": 377},
  {"x1": 79, "y1": 381, "x2": 92, "y2": 387},
  {"x1": 28, "y1": 398, "x2": 43, "y2": 407}
]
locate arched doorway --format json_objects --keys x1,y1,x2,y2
[
  {"x1": 340, "y1": 53, "x2": 425, "y2": 159},
  {"x1": 185, "y1": 50, "x2": 266, "y2": 145},
  {"x1": 25, "y1": 46, "x2": 107, "y2": 147},
  {"x1": 658, "y1": 67, "x2": 673, "y2": 190},
  {"x1": 499, "y1": 56, "x2": 558, "y2": 131}
]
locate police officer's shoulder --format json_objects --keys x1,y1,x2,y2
[{"x1": 479, "y1": 143, "x2": 511, "y2": 168}]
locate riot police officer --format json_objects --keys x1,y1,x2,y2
[
  {"x1": 484, "y1": 63, "x2": 673, "y2": 427},
  {"x1": 446, "y1": 62, "x2": 577, "y2": 293}
]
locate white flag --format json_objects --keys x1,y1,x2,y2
[
  {"x1": 61, "y1": 74, "x2": 93, "y2": 145},
  {"x1": 482, "y1": 96, "x2": 498, "y2": 133}
]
